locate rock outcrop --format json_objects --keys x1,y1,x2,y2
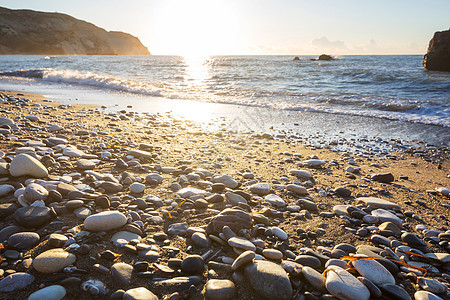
[
  {"x1": 0, "y1": 6, "x2": 150, "y2": 55},
  {"x1": 310, "y1": 54, "x2": 334, "y2": 61},
  {"x1": 423, "y1": 29, "x2": 450, "y2": 71}
]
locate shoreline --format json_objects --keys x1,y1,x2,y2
[
  {"x1": 2, "y1": 83, "x2": 449, "y2": 150},
  {"x1": 0, "y1": 90, "x2": 449, "y2": 299}
]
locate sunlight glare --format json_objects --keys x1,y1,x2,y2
[
  {"x1": 183, "y1": 54, "x2": 210, "y2": 84},
  {"x1": 153, "y1": 0, "x2": 239, "y2": 56}
]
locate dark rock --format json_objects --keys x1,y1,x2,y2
[
  {"x1": 334, "y1": 187, "x2": 352, "y2": 197},
  {"x1": 211, "y1": 183, "x2": 225, "y2": 193},
  {"x1": 47, "y1": 190, "x2": 62, "y2": 203},
  {"x1": 14, "y1": 206, "x2": 53, "y2": 227},
  {"x1": 111, "y1": 263, "x2": 134, "y2": 286},
  {"x1": 181, "y1": 255, "x2": 204, "y2": 275},
  {"x1": 371, "y1": 173, "x2": 394, "y2": 183},
  {"x1": 100, "y1": 181, "x2": 123, "y2": 193},
  {"x1": 423, "y1": 29, "x2": 450, "y2": 71},
  {"x1": 95, "y1": 195, "x2": 110, "y2": 208},
  {"x1": 378, "y1": 284, "x2": 411, "y2": 300},
  {"x1": 316, "y1": 54, "x2": 333, "y2": 61},
  {"x1": 123, "y1": 287, "x2": 158, "y2": 300},
  {"x1": 206, "y1": 208, "x2": 252, "y2": 234},
  {"x1": 7, "y1": 232, "x2": 40, "y2": 249},
  {"x1": 244, "y1": 260, "x2": 293, "y2": 300},
  {"x1": 0, "y1": 225, "x2": 21, "y2": 242},
  {"x1": 0, "y1": 203, "x2": 18, "y2": 218},
  {"x1": 152, "y1": 276, "x2": 202, "y2": 292},
  {"x1": 293, "y1": 56, "x2": 300, "y2": 61},
  {"x1": 206, "y1": 194, "x2": 224, "y2": 204},
  {"x1": 294, "y1": 255, "x2": 321, "y2": 269},
  {"x1": 0, "y1": 272, "x2": 35, "y2": 292}
]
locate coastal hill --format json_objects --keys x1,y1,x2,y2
[{"x1": 0, "y1": 6, "x2": 150, "y2": 55}]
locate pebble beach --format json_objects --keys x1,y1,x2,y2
[{"x1": 0, "y1": 90, "x2": 449, "y2": 300}]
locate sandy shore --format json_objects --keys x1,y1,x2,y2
[{"x1": 0, "y1": 90, "x2": 449, "y2": 299}]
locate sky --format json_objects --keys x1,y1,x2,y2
[{"x1": 0, "y1": 0, "x2": 449, "y2": 55}]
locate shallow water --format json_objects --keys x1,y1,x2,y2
[{"x1": 0, "y1": 55, "x2": 449, "y2": 146}]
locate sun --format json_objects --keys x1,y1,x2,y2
[{"x1": 152, "y1": 0, "x2": 240, "y2": 56}]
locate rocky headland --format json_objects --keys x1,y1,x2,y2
[
  {"x1": 423, "y1": 29, "x2": 450, "y2": 72},
  {"x1": 0, "y1": 7, "x2": 150, "y2": 55},
  {"x1": 0, "y1": 91, "x2": 449, "y2": 300}
]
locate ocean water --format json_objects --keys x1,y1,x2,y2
[{"x1": 0, "y1": 55, "x2": 449, "y2": 145}]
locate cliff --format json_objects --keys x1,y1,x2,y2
[
  {"x1": 423, "y1": 29, "x2": 450, "y2": 72},
  {"x1": 0, "y1": 6, "x2": 150, "y2": 55}
]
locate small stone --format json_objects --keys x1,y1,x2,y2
[
  {"x1": 334, "y1": 187, "x2": 352, "y2": 197},
  {"x1": 378, "y1": 284, "x2": 411, "y2": 300},
  {"x1": 264, "y1": 194, "x2": 286, "y2": 208},
  {"x1": 295, "y1": 255, "x2": 321, "y2": 269},
  {"x1": 417, "y1": 277, "x2": 447, "y2": 294},
  {"x1": 145, "y1": 173, "x2": 163, "y2": 184},
  {"x1": 286, "y1": 184, "x2": 308, "y2": 195},
  {"x1": 356, "y1": 197, "x2": 400, "y2": 210},
  {"x1": 111, "y1": 231, "x2": 141, "y2": 243},
  {"x1": 0, "y1": 272, "x2": 35, "y2": 292},
  {"x1": 302, "y1": 159, "x2": 326, "y2": 167},
  {"x1": 271, "y1": 227, "x2": 288, "y2": 240},
  {"x1": 138, "y1": 250, "x2": 160, "y2": 262},
  {"x1": 212, "y1": 174, "x2": 239, "y2": 188},
  {"x1": 111, "y1": 263, "x2": 134, "y2": 286},
  {"x1": 225, "y1": 192, "x2": 247, "y2": 205},
  {"x1": 14, "y1": 206, "x2": 52, "y2": 227},
  {"x1": 249, "y1": 183, "x2": 271, "y2": 196},
  {"x1": 33, "y1": 248, "x2": 76, "y2": 273},
  {"x1": 168, "y1": 222, "x2": 188, "y2": 235},
  {"x1": 76, "y1": 159, "x2": 96, "y2": 170},
  {"x1": 378, "y1": 222, "x2": 402, "y2": 235},
  {"x1": 205, "y1": 279, "x2": 236, "y2": 300},
  {"x1": 62, "y1": 147, "x2": 85, "y2": 158},
  {"x1": 191, "y1": 232, "x2": 210, "y2": 248},
  {"x1": 48, "y1": 234, "x2": 68, "y2": 248},
  {"x1": 371, "y1": 173, "x2": 394, "y2": 183},
  {"x1": 290, "y1": 169, "x2": 313, "y2": 178},
  {"x1": 371, "y1": 209, "x2": 402, "y2": 226},
  {"x1": 352, "y1": 257, "x2": 395, "y2": 285},
  {"x1": 176, "y1": 187, "x2": 207, "y2": 198},
  {"x1": 28, "y1": 285, "x2": 66, "y2": 300},
  {"x1": 325, "y1": 266, "x2": 370, "y2": 300},
  {"x1": 302, "y1": 266, "x2": 326, "y2": 292},
  {"x1": 123, "y1": 287, "x2": 158, "y2": 300},
  {"x1": 130, "y1": 182, "x2": 145, "y2": 194},
  {"x1": 262, "y1": 249, "x2": 283, "y2": 260},
  {"x1": 74, "y1": 207, "x2": 91, "y2": 219},
  {"x1": 0, "y1": 185, "x2": 15, "y2": 196},
  {"x1": 244, "y1": 260, "x2": 292, "y2": 300},
  {"x1": 414, "y1": 291, "x2": 444, "y2": 300},
  {"x1": 8, "y1": 232, "x2": 40, "y2": 249},
  {"x1": 181, "y1": 255, "x2": 204, "y2": 275},
  {"x1": 358, "y1": 277, "x2": 382, "y2": 298},
  {"x1": 206, "y1": 208, "x2": 252, "y2": 234},
  {"x1": 232, "y1": 250, "x2": 255, "y2": 270},
  {"x1": 9, "y1": 154, "x2": 48, "y2": 178},
  {"x1": 83, "y1": 211, "x2": 127, "y2": 232},
  {"x1": 228, "y1": 236, "x2": 256, "y2": 252},
  {"x1": 100, "y1": 181, "x2": 123, "y2": 193}
]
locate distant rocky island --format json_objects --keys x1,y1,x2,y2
[
  {"x1": 423, "y1": 29, "x2": 450, "y2": 72},
  {"x1": 0, "y1": 6, "x2": 150, "y2": 55}
]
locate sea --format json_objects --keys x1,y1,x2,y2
[{"x1": 0, "y1": 55, "x2": 449, "y2": 146}]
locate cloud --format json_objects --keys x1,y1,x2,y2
[{"x1": 312, "y1": 37, "x2": 347, "y2": 50}]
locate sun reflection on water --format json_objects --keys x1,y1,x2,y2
[{"x1": 183, "y1": 54, "x2": 210, "y2": 85}]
